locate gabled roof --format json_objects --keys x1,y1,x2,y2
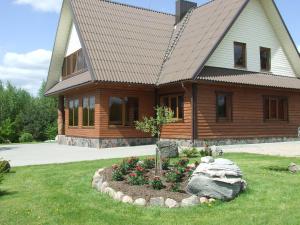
[
  {"x1": 197, "y1": 66, "x2": 300, "y2": 90},
  {"x1": 158, "y1": 0, "x2": 249, "y2": 84},
  {"x1": 70, "y1": 0, "x2": 175, "y2": 84},
  {"x1": 46, "y1": 0, "x2": 300, "y2": 94}
]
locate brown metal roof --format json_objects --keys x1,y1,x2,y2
[
  {"x1": 197, "y1": 66, "x2": 300, "y2": 90},
  {"x1": 69, "y1": 0, "x2": 175, "y2": 85},
  {"x1": 158, "y1": 0, "x2": 249, "y2": 84},
  {"x1": 45, "y1": 71, "x2": 92, "y2": 96}
]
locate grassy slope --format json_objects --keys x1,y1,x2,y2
[{"x1": 0, "y1": 153, "x2": 299, "y2": 225}]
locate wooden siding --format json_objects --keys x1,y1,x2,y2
[
  {"x1": 65, "y1": 88, "x2": 101, "y2": 138},
  {"x1": 206, "y1": 0, "x2": 296, "y2": 77},
  {"x1": 64, "y1": 83, "x2": 155, "y2": 138},
  {"x1": 98, "y1": 86, "x2": 155, "y2": 138},
  {"x1": 158, "y1": 83, "x2": 193, "y2": 140},
  {"x1": 197, "y1": 82, "x2": 300, "y2": 139}
]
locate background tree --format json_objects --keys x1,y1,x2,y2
[
  {"x1": 135, "y1": 106, "x2": 175, "y2": 174},
  {"x1": 0, "y1": 80, "x2": 57, "y2": 143}
]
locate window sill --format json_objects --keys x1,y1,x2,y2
[
  {"x1": 264, "y1": 120, "x2": 289, "y2": 123},
  {"x1": 68, "y1": 126, "x2": 79, "y2": 129},
  {"x1": 82, "y1": 126, "x2": 95, "y2": 129},
  {"x1": 216, "y1": 118, "x2": 232, "y2": 123},
  {"x1": 109, "y1": 125, "x2": 135, "y2": 129},
  {"x1": 234, "y1": 65, "x2": 247, "y2": 70}
]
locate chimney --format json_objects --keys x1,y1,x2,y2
[{"x1": 175, "y1": 0, "x2": 197, "y2": 24}]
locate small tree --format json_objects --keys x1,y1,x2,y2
[{"x1": 135, "y1": 106, "x2": 175, "y2": 174}]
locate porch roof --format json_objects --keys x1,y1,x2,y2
[
  {"x1": 197, "y1": 66, "x2": 300, "y2": 90},
  {"x1": 45, "y1": 71, "x2": 92, "y2": 96}
]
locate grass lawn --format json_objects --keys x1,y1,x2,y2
[{"x1": 0, "y1": 153, "x2": 299, "y2": 225}]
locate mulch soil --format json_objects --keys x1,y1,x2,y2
[{"x1": 102, "y1": 167, "x2": 191, "y2": 202}]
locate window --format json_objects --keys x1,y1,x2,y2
[
  {"x1": 216, "y1": 92, "x2": 232, "y2": 122},
  {"x1": 109, "y1": 97, "x2": 139, "y2": 126},
  {"x1": 263, "y1": 96, "x2": 288, "y2": 121},
  {"x1": 234, "y1": 42, "x2": 247, "y2": 68},
  {"x1": 83, "y1": 96, "x2": 95, "y2": 127},
  {"x1": 160, "y1": 94, "x2": 184, "y2": 120},
  {"x1": 69, "y1": 99, "x2": 79, "y2": 126},
  {"x1": 62, "y1": 49, "x2": 87, "y2": 78},
  {"x1": 260, "y1": 47, "x2": 271, "y2": 71}
]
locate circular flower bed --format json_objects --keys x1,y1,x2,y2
[{"x1": 92, "y1": 157, "x2": 215, "y2": 208}]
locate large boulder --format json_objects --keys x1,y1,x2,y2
[
  {"x1": 186, "y1": 158, "x2": 246, "y2": 201},
  {"x1": 157, "y1": 141, "x2": 179, "y2": 158}
]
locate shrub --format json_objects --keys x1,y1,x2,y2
[
  {"x1": 165, "y1": 170, "x2": 182, "y2": 183},
  {"x1": 177, "y1": 158, "x2": 189, "y2": 167},
  {"x1": 128, "y1": 173, "x2": 147, "y2": 186},
  {"x1": 143, "y1": 157, "x2": 155, "y2": 169},
  {"x1": 170, "y1": 182, "x2": 180, "y2": 192},
  {"x1": 135, "y1": 164, "x2": 146, "y2": 176},
  {"x1": 112, "y1": 164, "x2": 124, "y2": 181},
  {"x1": 162, "y1": 158, "x2": 170, "y2": 170},
  {"x1": 200, "y1": 147, "x2": 212, "y2": 157},
  {"x1": 126, "y1": 157, "x2": 139, "y2": 169},
  {"x1": 0, "y1": 160, "x2": 11, "y2": 173},
  {"x1": 182, "y1": 147, "x2": 199, "y2": 158},
  {"x1": 151, "y1": 176, "x2": 164, "y2": 190},
  {"x1": 19, "y1": 132, "x2": 33, "y2": 143}
]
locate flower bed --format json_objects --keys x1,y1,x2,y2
[{"x1": 92, "y1": 157, "x2": 215, "y2": 208}]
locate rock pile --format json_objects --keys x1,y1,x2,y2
[{"x1": 186, "y1": 157, "x2": 246, "y2": 201}]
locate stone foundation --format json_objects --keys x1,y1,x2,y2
[
  {"x1": 57, "y1": 135, "x2": 156, "y2": 148},
  {"x1": 162, "y1": 137, "x2": 300, "y2": 148},
  {"x1": 57, "y1": 135, "x2": 300, "y2": 149}
]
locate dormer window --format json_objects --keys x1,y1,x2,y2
[
  {"x1": 260, "y1": 47, "x2": 271, "y2": 71},
  {"x1": 62, "y1": 49, "x2": 87, "y2": 78},
  {"x1": 234, "y1": 42, "x2": 247, "y2": 68}
]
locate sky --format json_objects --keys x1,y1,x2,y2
[{"x1": 0, "y1": 0, "x2": 299, "y2": 95}]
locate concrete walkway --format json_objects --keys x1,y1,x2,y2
[
  {"x1": 1, "y1": 141, "x2": 300, "y2": 167},
  {"x1": 221, "y1": 141, "x2": 300, "y2": 157},
  {"x1": 0, "y1": 143, "x2": 156, "y2": 167}
]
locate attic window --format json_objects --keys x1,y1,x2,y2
[
  {"x1": 260, "y1": 47, "x2": 271, "y2": 71},
  {"x1": 234, "y1": 42, "x2": 247, "y2": 68},
  {"x1": 62, "y1": 49, "x2": 87, "y2": 78}
]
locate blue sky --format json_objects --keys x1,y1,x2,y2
[{"x1": 0, "y1": 0, "x2": 299, "y2": 95}]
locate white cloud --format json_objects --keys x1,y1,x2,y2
[
  {"x1": 0, "y1": 49, "x2": 52, "y2": 95},
  {"x1": 14, "y1": 0, "x2": 63, "y2": 13}
]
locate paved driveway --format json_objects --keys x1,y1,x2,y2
[
  {"x1": 0, "y1": 143, "x2": 156, "y2": 167},
  {"x1": 221, "y1": 141, "x2": 300, "y2": 157},
  {"x1": 1, "y1": 141, "x2": 300, "y2": 167}
]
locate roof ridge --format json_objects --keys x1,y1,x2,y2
[
  {"x1": 100, "y1": 0, "x2": 174, "y2": 17},
  {"x1": 156, "y1": 8, "x2": 195, "y2": 84}
]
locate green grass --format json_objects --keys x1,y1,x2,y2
[{"x1": 0, "y1": 153, "x2": 300, "y2": 225}]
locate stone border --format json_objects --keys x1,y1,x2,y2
[{"x1": 92, "y1": 168, "x2": 215, "y2": 208}]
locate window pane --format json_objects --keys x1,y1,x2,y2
[
  {"x1": 217, "y1": 95, "x2": 227, "y2": 118},
  {"x1": 109, "y1": 97, "x2": 123, "y2": 125},
  {"x1": 264, "y1": 97, "x2": 270, "y2": 120},
  {"x1": 69, "y1": 100, "x2": 74, "y2": 126},
  {"x1": 178, "y1": 95, "x2": 184, "y2": 119},
  {"x1": 76, "y1": 49, "x2": 86, "y2": 72},
  {"x1": 234, "y1": 42, "x2": 246, "y2": 68},
  {"x1": 162, "y1": 97, "x2": 169, "y2": 107},
  {"x1": 89, "y1": 96, "x2": 95, "y2": 126},
  {"x1": 260, "y1": 47, "x2": 271, "y2": 71},
  {"x1": 171, "y1": 97, "x2": 177, "y2": 118},
  {"x1": 278, "y1": 98, "x2": 288, "y2": 121},
  {"x1": 83, "y1": 97, "x2": 89, "y2": 126},
  {"x1": 270, "y1": 99, "x2": 277, "y2": 119},
  {"x1": 74, "y1": 99, "x2": 79, "y2": 126},
  {"x1": 125, "y1": 97, "x2": 139, "y2": 126}
]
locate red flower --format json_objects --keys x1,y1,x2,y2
[{"x1": 129, "y1": 172, "x2": 137, "y2": 177}]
